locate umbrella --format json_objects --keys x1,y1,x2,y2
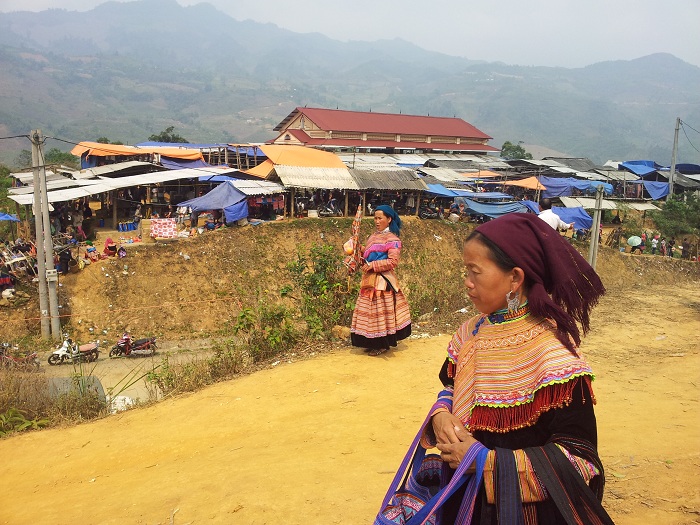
[
  {"x1": 627, "y1": 236, "x2": 642, "y2": 247},
  {"x1": 343, "y1": 203, "x2": 363, "y2": 275},
  {"x1": 0, "y1": 213, "x2": 20, "y2": 222}
]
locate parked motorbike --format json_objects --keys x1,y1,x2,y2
[
  {"x1": 1, "y1": 342, "x2": 40, "y2": 371},
  {"x1": 48, "y1": 335, "x2": 100, "y2": 365},
  {"x1": 419, "y1": 204, "x2": 443, "y2": 219},
  {"x1": 109, "y1": 333, "x2": 157, "y2": 358},
  {"x1": 317, "y1": 198, "x2": 344, "y2": 217}
]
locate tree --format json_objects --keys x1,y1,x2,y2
[
  {"x1": 148, "y1": 126, "x2": 188, "y2": 143},
  {"x1": 44, "y1": 148, "x2": 79, "y2": 169},
  {"x1": 96, "y1": 137, "x2": 124, "y2": 145},
  {"x1": 15, "y1": 150, "x2": 31, "y2": 169},
  {"x1": 501, "y1": 141, "x2": 533, "y2": 160}
]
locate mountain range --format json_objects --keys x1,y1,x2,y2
[{"x1": 1, "y1": 0, "x2": 699, "y2": 166}]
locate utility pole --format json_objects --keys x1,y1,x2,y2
[
  {"x1": 587, "y1": 185, "x2": 604, "y2": 269},
  {"x1": 667, "y1": 117, "x2": 680, "y2": 201},
  {"x1": 31, "y1": 130, "x2": 62, "y2": 339},
  {"x1": 30, "y1": 131, "x2": 50, "y2": 338}
]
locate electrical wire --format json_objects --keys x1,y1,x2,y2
[
  {"x1": 679, "y1": 122, "x2": 700, "y2": 154},
  {"x1": 680, "y1": 119, "x2": 700, "y2": 135},
  {"x1": 0, "y1": 135, "x2": 30, "y2": 141}
]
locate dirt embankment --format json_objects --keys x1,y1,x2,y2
[{"x1": 0, "y1": 219, "x2": 699, "y2": 525}]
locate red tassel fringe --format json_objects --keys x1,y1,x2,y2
[{"x1": 469, "y1": 376, "x2": 594, "y2": 434}]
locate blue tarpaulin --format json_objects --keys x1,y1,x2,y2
[
  {"x1": 0, "y1": 213, "x2": 20, "y2": 222},
  {"x1": 551, "y1": 206, "x2": 592, "y2": 231},
  {"x1": 620, "y1": 161, "x2": 661, "y2": 176},
  {"x1": 461, "y1": 199, "x2": 528, "y2": 219},
  {"x1": 160, "y1": 156, "x2": 210, "y2": 170},
  {"x1": 426, "y1": 184, "x2": 458, "y2": 197},
  {"x1": 539, "y1": 177, "x2": 613, "y2": 198},
  {"x1": 631, "y1": 180, "x2": 669, "y2": 200},
  {"x1": 521, "y1": 200, "x2": 541, "y2": 214},
  {"x1": 178, "y1": 181, "x2": 248, "y2": 223}
]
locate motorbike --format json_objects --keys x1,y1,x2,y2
[
  {"x1": 1, "y1": 342, "x2": 40, "y2": 371},
  {"x1": 48, "y1": 335, "x2": 100, "y2": 365},
  {"x1": 109, "y1": 333, "x2": 157, "y2": 358},
  {"x1": 419, "y1": 203, "x2": 443, "y2": 219},
  {"x1": 317, "y1": 198, "x2": 344, "y2": 217}
]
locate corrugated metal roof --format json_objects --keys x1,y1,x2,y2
[
  {"x1": 418, "y1": 167, "x2": 479, "y2": 182},
  {"x1": 273, "y1": 165, "x2": 359, "y2": 190},
  {"x1": 10, "y1": 170, "x2": 69, "y2": 185},
  {"x1": 230, "y1": 179, "x2": 286, "y2": 196},
  {"x1": 598, "y1": 170, "x2": 639, "y2": 182},
  {"x1": 349, "y1": 169, "x2": 428, "y2": 191},
  {"x1": 558, "y1": 197, "x2": 660, "y2": 211},
  {"x1": 8, "y1": 167, "x2": 238, "y2": 205},
  {"x1": 419, "y1": 174, "x2": 472, "y2": 190}
]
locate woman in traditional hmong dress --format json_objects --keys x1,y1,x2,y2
[
  {"x1": 423, "y1": 213, "x2": 613, "y2": 524},
  {"x1": 350, "y1": 205, "x2": 411, "y2": 356}
]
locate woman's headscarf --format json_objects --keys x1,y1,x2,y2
[
  {"x1": 375, "y1": 205, "x2": 402, "y2": 236},
  {"x1": 475, "y1": 213, "x2": 605, "y2": 351}
]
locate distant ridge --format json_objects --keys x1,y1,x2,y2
[{"x1": 0, "y1": 0, "x2": 698, "y2": 166}]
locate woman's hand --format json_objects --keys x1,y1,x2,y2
[
  {"x1": 361, "y1": 263, "x2": 372, "y2": 273},
  {"x1": 432, "y1": 412, "x2": 478, "y2": 469}
]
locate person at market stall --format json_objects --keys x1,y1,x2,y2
[
  {"x1": 350, "y1": 205, "x2": 411, "y2": 356},
  {"x1": 421, "y1": 213, "x2": 611, "y2": 524}
]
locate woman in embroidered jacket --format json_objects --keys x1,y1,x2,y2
[
  {"x1": 426, "y1": 213, "x2": 612, "y2": 524},
  {"x1": 350, "y1": 205, "x2": 411, "y2": 356}
]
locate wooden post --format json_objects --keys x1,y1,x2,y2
[
  {"x1": 290, "y1": 188, "x2": 295, "y2": 218},
  {"x1": 344, "y1": 191, "x2": 349, "y2": 217},
  {"x1": 112, "y1": 190, "x2": 118, "y2": 229},
  {"x1": 416, "y1": 192, "x2": 422, "y2": 216}
]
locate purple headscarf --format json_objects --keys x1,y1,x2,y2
[{"x1": 475, "y1": 213, "x2": 605, "y2": 351}]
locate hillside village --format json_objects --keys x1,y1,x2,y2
[{"x1": 5, "y1": 107, "x2": 699, "y2": 236}]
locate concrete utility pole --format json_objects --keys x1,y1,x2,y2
[
  {"x1": 31, "y1": 130, "x2": 62, "y2": 339},
  {"x1": 30, "y1": 131, "x2": 51, "y2": 338},
  {"x1": 667, "y1": 117, "x2": 680, "y2": 201},
  {"x1": 587, "y1": 185, "x2": 604, "y2": 270}
]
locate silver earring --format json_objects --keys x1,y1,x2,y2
[{"x1": 506, "y1": 291, "x2": 520, "y2": 313}]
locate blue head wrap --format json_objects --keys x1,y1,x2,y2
[{"x1": 375, "y1": 205, "x2": 402, "y2": 236}]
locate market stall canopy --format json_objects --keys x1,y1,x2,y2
[
  {"x1": 551, "y1": 206, "x2": 592, "y2": 230},
  {"x1": 273, "y1": 166, "x2": 359, "y2": 190},
  {"x1": 539, "y1": 177, "x2": 613, "y2": 198},
  {"x1": 70, "y1": 142, "x2": 205, "y2": 163},
  {"x1": 459, "y1": 199, "x2": 528, "y2": 219},
  {"x1": 243, "y1": 145, "x2": 347, "y2": 179},
  {"x1": 558, "y1": 197, "x2": 661, "y2": 211},
  {"x1": 350, "y1": 168, "x2": 428, "y2": 191},
  {"x1": 499, "y1": 176, "x2": 547, "y2": 191},
  {"x1": 0, "y1": 213, "x2": 20, "y2": 222},
  {"x1": 8, "y1": 167, "x2": 238, "y2": 205},
  {"x1": 177, "y1": 181, "x2": 249, "y2": 223}
]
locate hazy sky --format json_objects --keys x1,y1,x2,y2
[{"x1": 1, "y1": 0, "x2": 699, "y2": 68}]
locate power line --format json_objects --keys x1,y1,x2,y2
[
  {"x1": 679, "y1": 122, "x2": 700, "y2": 154},
  {"x1": 0, "y1": 135, "x2": 30, "y2": 141},
  {"x1": 680, "y1": 119, "x2": 699, "y2": 135}
]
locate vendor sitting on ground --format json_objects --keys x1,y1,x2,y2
[{"x1": 103, "y1": 237, "x2": 117, "y2": 257}]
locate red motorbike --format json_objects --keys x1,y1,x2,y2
[
  {"x1": 1, "y1": 342, "x2": 40, "y2": 371},
  {"x1": 109, "y1": 333, "x2": 157, "y2": 358}
]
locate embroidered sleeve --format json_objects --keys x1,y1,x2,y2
[
  {"x1": 420, "y1": 387, "x2": 454, "y2": 448},
  {"x1": 370, "y1": 240, "x2": 400, "y2": 273}
]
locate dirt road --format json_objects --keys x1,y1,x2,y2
[{"x1": 0, "y1": 283, "x2": 698, "y2": 525}]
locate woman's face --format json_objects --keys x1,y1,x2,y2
[
  {"x1": 462, "y1": 238, "x2": 517, "y2": 314},
  {"x1": 374, "y1": 210, "x2": 391, "y2": 232}
]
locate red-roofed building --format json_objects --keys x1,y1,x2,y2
[{"x1": 270, "y1": 107, "x2": 498, "y2": 154}]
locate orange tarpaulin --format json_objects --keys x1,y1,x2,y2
[
  {"x1": 70, "y1": 142, "x2": 204, "y2": 161},
  {"x1": 256, "y1": 145, "x2": 347, "y2": 169},
  {"x1": 501, "y1": 176, "x2": 547, "y2": 191}
]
